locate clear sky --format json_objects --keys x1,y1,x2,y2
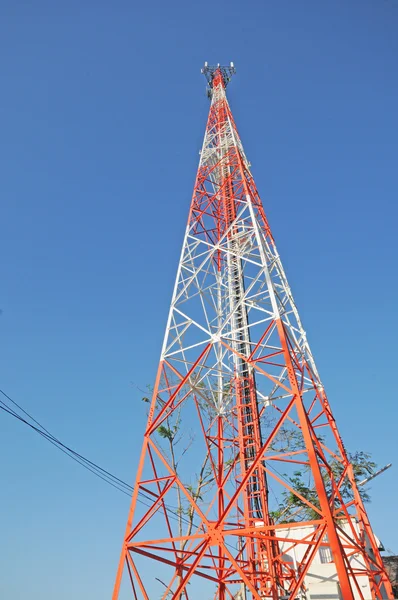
[{"x1": 0, "y1": 1, "x2": 397, "y2": 598}]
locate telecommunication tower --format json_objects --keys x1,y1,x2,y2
[{"x1": 112, "y1": 65, "x2": 393, "y2": 600}]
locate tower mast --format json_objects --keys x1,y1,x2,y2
[{"x1": 112, "y1": 65, "x2": 393, "y2": 600}]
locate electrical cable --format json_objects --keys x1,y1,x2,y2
[
  {"x1": 0, "y1": 388, "x2": 203, "y2": 529},
  {"x1": 0, "y1": 388, "x2": 247, "y2": 555},
  {"x1": 0, "y1": 388, "x2": 135, "y2": 493},
  {"x1": 0, "y1": 401, "x2": 138, "y2": 498}
]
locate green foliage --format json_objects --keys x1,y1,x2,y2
[
  {"x1": 143, "y1": 383, "x2": 378, "y2": 530},
  {"x1": 141, "y1": 384, "x2": 154, "y2": 405},
  {"x1": 271, "y1": 449, "x2": 377, "y2": 523},
  {"x1": 186, "y1": 484, "x2": 203, "y2": 502},
  {"x1": 271, "y1": 473, "x2": 321, "y2": 523},
  {"x1": 270, "y1": 427, "x2": 305, "y2": 453},
  {"x1": 157, "y1": 423, "x2": 180, "y2": 442},
  {"x1": 267, "y1": 427, "x2": 378, "y2": 523},
  {"x1": 328, "y1": 450, "x2": 377, "y2": 504}
]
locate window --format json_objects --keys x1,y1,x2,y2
[{"x1": 319, "y1": 545, "x2": 333, "y2": 564}]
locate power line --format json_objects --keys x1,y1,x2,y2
[
  {"x1": 0, "y1": 388, "x2": 134, "y2": 491},
  {"x1": 0, "y1": 388, "x2": 201, "y2": 529},
  {"x1": 0, "y1": 397, "x2": 136, "y2": 497}
]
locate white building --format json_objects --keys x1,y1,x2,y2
[{"x1": 276, "y1": 520, "x2": 389, "y2": 599}]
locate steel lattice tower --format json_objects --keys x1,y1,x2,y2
[{"x1": 112, "y1": 65, "x2": 393, "y2": 600}]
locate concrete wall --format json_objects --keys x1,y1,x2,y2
[{"x1": 277, "y1": 521, "x2": 375, "y2": 600}]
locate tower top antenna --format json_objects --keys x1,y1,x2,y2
[{"x1": 201, "y1": 62, "x2": 236, "y2": 93}]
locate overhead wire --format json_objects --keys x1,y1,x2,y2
[
  {"x1": 0, "y1": 387, "x2": 134, "y2": 491},
  {"x1": 0, "y1": 388, "x2": 202, "y2": 528},
  {"x1": 0, "y1": 388, "x2": 253, "y2": 554},
  {"x1": 0, "y1": 397, "x2": 137, "y2": 498}
]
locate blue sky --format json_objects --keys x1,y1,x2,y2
[{"x1": 0, "y1": 1, "x2": 397, "y2": 598}]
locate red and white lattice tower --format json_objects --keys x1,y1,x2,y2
[{"x1": 112, "y1": 65, "x2": 393, "y2": 600}]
